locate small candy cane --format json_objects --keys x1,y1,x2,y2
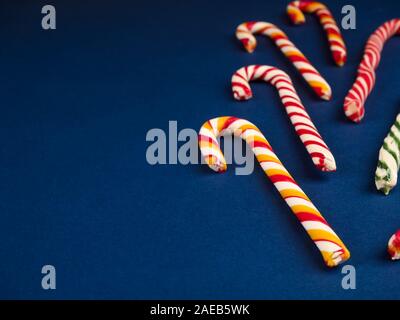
[
  {"x1": 236, "y1": 21, "x2": 332, "y2": 100},
  {"x1": 344, "y1": 19, "x2": 400, "y2": 123},
  {"x1": 375, "y1": 113, "x2": 400, "y2": 195},
  {"x1": 232, "y1": 65, "x2": 336, "y2": 172},
  {"x1": 287, "y1": 1, "x2": 347, "y2": 67},
  {"x1": 198, "y1": 116, "x2": 350, "y2": 267}
]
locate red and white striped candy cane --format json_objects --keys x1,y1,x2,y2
[
  {"x1": 232, "y1": 65, "x2": 336, "y2": 172},
  {"x1": 236, "y1": 21, "x2": 332, "y2": 100},
  {"x1": 287, "y1": 1, "x2": 347, "y2": 67},
  {"x1": 198, "y1": 116, "x2": 350, "y2": 267},
  {"x1": 344, "y1": 19, "x2": 400, "y2": 123}
]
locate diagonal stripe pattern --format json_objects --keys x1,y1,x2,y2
[
  {"x1": 231, "y1": 65, "x2": 336, "y2": 172},
  {"x1": 344, "y1": 19, "x2": 400, "y2": 123},
  {"x1": 198, "y1": 116, "x2": 350, "y2": 267},
  {"x1": 236, "y1": 21, "x2": 332, "y2": 100},
  {"x1": 375, "y1": 114, "x2": 400, "y2": 195},
  {"x1": 287, "y1": 1, "x2": 347, "y2": 67}
]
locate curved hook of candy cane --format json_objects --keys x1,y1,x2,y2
[
  {"x1": 236, "y1": 21, "x2": 332, "y2": 101},
  {"x1": 198, "y1": 116, "x2": 350, "y2": 267},
  {"x1": 344, "y1": 19, "x2": 400, "y2": 123},
  {"x1": 231, "y1": 65, "x2": 336, "y2": 172},
  {"x1": 287, "y1": 1, "x2": 347, "y2": 67}
]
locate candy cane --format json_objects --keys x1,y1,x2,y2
[
  {"x1": 236, "y1": 21, "x2": 332, "y2": 100},
  {"x1": 388, "y1": 230, "x2": 400, "y2": 260},
  {"x1": 232, "y1": 65, "x2": 336, "y2": 172},
  {"x1": 344, "y1": 19, "x2": 400, "y2": 123},
  {"x1": 198, "y1": 116, "x2": 350, "y2": 267},
  {"x1": 287, "y1": 1, "x2": 347, "y2": 67},
  {"x1": 375, "y1": 114, "x2": 400, "y2": 195}
]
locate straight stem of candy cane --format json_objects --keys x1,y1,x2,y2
[
  {"x1": 198, "y1": 116, "x2": 350, "y2": 267},
  {"x1": 287, "y1": 1, "x2": 347, "y2": 67},
  {"x1": 232, "y1": 65, "x2": 336, "y2": 172},
  {"x1": 375, "y1": 113, "x2": 400, "y2": 195},
  {"x1": 236, "y1": 21, "x2": 332, "y2": 101},
  {"x1": 344, "y1": 19, "x2": 400, "y2": 123}
]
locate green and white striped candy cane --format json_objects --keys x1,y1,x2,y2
[{"x1": 375, "y1": 114, "x2": 400, "y2": 195}]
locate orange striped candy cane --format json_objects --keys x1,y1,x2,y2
[
  {"x1": 232, "y1": 65, "x2": 336, "y2": 172},
  {"x1": 287, "y1": 1, "x2": 347, "y2": 67},
  {"x1": 198, "y1": 116, "x2": 350, "y2": 267},
  {"x1": 236, "y1": 21, "x2": 332, "y2": 100}
]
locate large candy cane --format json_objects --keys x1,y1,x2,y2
[
  {"x1": 236, "y1": 21, "x2": 332, "y2": 100},
  {"x1": 232, "y1": 65, "x2": 336, "y2": 172},
  {"x1": 344, "y1": 19, "x2": 400, "y2": 123},
  {"x1": 287, "y1": 1, "x2": 347, "y2": 67},
  {"x1": 198, "y1": 116, "x2": 350, "y2": 267}
]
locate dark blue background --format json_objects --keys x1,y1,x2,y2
[{"x1": 1, "y1": 0, "x2": 400, "y2": 299}]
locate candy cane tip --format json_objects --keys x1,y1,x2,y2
[
  {"x1": 321, "y1": 156, "x2": 337, "y2": 172},
  {"x1": 237, "y1": 38, "x2": 256, "y2": 53},
  {"x1": 233, "y1": 91, "x2": 252, "y2": 101},
  {"x1": 320, "y1": 90, "x2": 332, "y2": 101},
  {"x1": 325, "y1": 249, "x2": 351, "y2": 267},
  {"x1": 289, "y1": 16, "x2": 305, "y2": 25},
  {"x1": 375, "y1": 176, "x2": 394, "y2": 195},
  {"x1": 313, "y1": 83, "x2": 332, "y2": 101},
  {"x1": 388, "y1": 230, "x2": 400, "y2": 260},
  {"x1": 333, "y1": 51, "x2": 347, "y2": 67},
  {"x1": 287, "y1": 7, "x2": 305, "y2": 24},
  {"x1": 244, "y1": 45, "x2": 255, "y2": 54},
  {"x1": 344, "y1": 100, "x2": 365, "y2": 123},
  {"x1": 382, "y1": 188, "x2": 391, "y2": 196},
  {"x1": 206, "y1": 157, "x2": 227, "y2": 173}
]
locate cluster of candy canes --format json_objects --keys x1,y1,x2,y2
[
  {"x1": 344, "y1": 19, "x2": 400, "y2": 123},
  {"x1": 342, "y1": 19, "x2": 400, "y2": 260},
  {"x1": 287, "y1": 1, "x2": 347, "y2": 66},
  {"x1": 198, "y1": 117, "x2": 350, "y2": 267},
  {"x1": 196, "y1": 1, "x2": 352, "y2": 267},
  {"x1": 375, "y1": 114, "x2": 400, "y2": 195},
  {"x1": 235, "y1": 21, "x2": 332, "y2": 100},
  {"x1": 231, "y1": 65, "x2": 336, "y2": 172}
]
